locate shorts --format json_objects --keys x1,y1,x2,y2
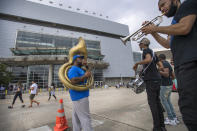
[{"x1": 30, "y1": 94, "x2": 36, "y2": 100}]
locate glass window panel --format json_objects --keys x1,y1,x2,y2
[{"x1": 15, "y1": 31, "x2": 102, "y2": 60}]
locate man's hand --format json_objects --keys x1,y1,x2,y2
[
  {"x1": 133, "y1": 63, "x2": 139, "y2": 71},
  {"x1": 158, "y1": 67, "x2": 164, "y2": 72},
  {"x1": 142, "y1": 21, "x2": 151, "y2": 26},
  {"x1": 170, "y1": 58, "x2": 174, "y2": 66},
  {"x1": 142, "y1": 24, "x2": 157, "y2": 35},
  {"x1": 84, "y1": 71, "x2": 91, "y2": 78}
]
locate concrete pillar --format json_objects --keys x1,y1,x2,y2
[
  {"x1": 27, "y1": 66, "x2": 30, "y2": 89},
  {"x1": 48, "y1": 64, "x2": 53, "y2": 86}
]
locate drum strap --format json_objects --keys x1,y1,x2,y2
[{"x1": 139, "y1": 51, "x2": 155, "y2": 77}]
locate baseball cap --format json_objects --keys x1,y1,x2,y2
[
  {"x1": 73, "y1": 55, "x2": 84, "y2": 62},
  {"x1": 158, "y1": 54, "x2": 166, "y2": 60},
  {"x1": 138, "y1": 38, "x2": 150, "y2": 45}
]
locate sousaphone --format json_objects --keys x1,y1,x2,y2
[{"x1": 58, "y1": 37, "x2": 94, "y2": 91}]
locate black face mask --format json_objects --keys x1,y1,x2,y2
[
  {"x1": 77, "y1": 61, "x2": 83, "y2": 67},
  {"x1": 166, "y1": 1, "x2": 178, "y2": 17},
  {"x1": 140, "y1": 47, "x2": 144, "y2": 51}
]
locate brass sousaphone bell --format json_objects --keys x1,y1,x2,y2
[{"x1": 58, "y1": 37, "x2": 94, "y2": 91}]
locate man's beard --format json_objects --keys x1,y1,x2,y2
[{"x1": 166, "y1": 1, "x2": 178, "y2": 17}]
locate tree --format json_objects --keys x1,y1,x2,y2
[{"x1": 0, "y1": 64, "x2": 13, "y2": 87}]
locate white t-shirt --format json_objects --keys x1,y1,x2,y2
[{"x1": 30, "y1": 83, "x2": 38, "y2": 94}]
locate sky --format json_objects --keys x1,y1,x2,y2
[{"x1": 28, "y1": 0, "x2": 177, "y2": 51}]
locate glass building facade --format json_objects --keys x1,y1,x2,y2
[
  {"x1": 13, "y1": 31, "x2": 104, "y2": 60},
  {"x1": 10, "y1": 31, "x2": 104, "y2": 88}
]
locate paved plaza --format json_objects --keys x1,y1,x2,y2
[{"x1": 0, "y1": 88, "x2": 187, "y2": 131}]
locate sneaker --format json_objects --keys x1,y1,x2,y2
[
  {"x1": 174, "y1": 117, "x2": 180, "y2": 124},
  {"x1": 164, "y1": 117, "x2": 170, "y2": 125},
  {"x1": 168, "y1": 119, "x2": 177, "y2": 126},
  {"x1": 8, "y1": 106, "x2": 13, "y2": 109},
  {"x1": 164, "y1": 118, "x2": 177, "y2": 126}
]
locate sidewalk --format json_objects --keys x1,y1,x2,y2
[{"x1": 0, "y1": 88, "x2": 187, "y2": 131}]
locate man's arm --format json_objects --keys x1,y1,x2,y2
[
  {"x1": 138, "y1": 54, "x2": 152, "y2": 65},
  {"x1": 157, "y1": 61, "x2": 164, "y2": 71},
  {"x1": 171, "y1": 72, "x2": 176, "y2": 80},
  {"x1": 70, "y1": 76, "x2": 86, "y2": 85},
  {"x1": 151, "y1": 34, "x2": 171, "y2": 49},
  {"x1": 30, "y1": 87, "x2": 34, "y2": 90},
  {"x1": 133, "y1": 54, "x2": 152, "y2": 70},
  {"x1": 70, "y1": 71, "x2": 91, "y2": 85},
  {"x1": 142, "y1": 15, "x2": 197, "y2": 36},
  {"x1": 159, "y1": 68, "x2": 169, "y2": 77},
  {"x1": 156, "y1": 15, "x2": 196, "y2": 35}
]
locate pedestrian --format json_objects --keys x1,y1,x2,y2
[
  {"x1": 8, "y1": 81, "x2": 25, "y2": 109},
  {"x1": 158, "y1": 54, "x2": 180, "y2": 126},
  {"x1": 48, "y1": 83, "x2": 57, "y2": 101},
  {"x1": 29, "y1": 81, "x2": 40, "y2": 108}
]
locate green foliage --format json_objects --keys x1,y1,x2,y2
[{"x1": 0, "y1": 64, "x2": 13, "y2": 87}]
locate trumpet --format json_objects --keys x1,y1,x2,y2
[{"x1": 120, "y1": 14, "x2": 165, "y2": 45}]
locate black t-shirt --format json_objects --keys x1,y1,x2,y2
[
  {"x1": 142, "y1": 48, "x2": 161, "y2": 81},
  {"x1": 15, "y1": 85, "x2": 22, "y2": 93},
  {"x1": 161, "y1": 61, "x2": 173, "y2": 86},
  {"x1": 171, "y1": 0, "x2": 197, "y2": 67}
]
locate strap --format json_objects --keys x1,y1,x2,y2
[{"x1": 139, "y1": 51, "x2": 155, "y2": 77}]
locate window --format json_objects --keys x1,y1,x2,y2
[{"x1": 15, "y1": 31, "x2": 103, "y2": 60}]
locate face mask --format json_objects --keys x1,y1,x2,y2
[
  {"x1": 77, "y1": 61, "x2": 83, "y2": 67},
  {"x1": 140, "y1": 48, "x2": 145, "y2": 51},
  {"x1": 166, "y1": 1, "x2": 178, "y2": 17}
]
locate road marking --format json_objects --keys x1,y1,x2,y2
[
  {"x1": 27, "y1": 125, "x2": 52, "y2": 131},
  {"x1": 139, "y1": 103, "x2": 147, "y2": 108},
  {"x1": 92, "y1": 119, "x2": 104, "y2": 127}
]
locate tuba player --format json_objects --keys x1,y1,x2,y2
[{"x1": 68, "y1": 55, "x2": 93, "y2": 131}]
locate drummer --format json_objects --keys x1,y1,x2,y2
[{"x1": 133, "y1": 38, "x2": 165, "y2": 131}]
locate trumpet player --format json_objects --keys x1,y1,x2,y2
[
  {"x1": 141, "y1": 0, "x2": 197, "y2": 130},
  {"x1": 133, "y1": 38, "x2": 166, "y2": 131},
  {"x1": 68, "y1": 55, "x2": 93, "y2": 131}
]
